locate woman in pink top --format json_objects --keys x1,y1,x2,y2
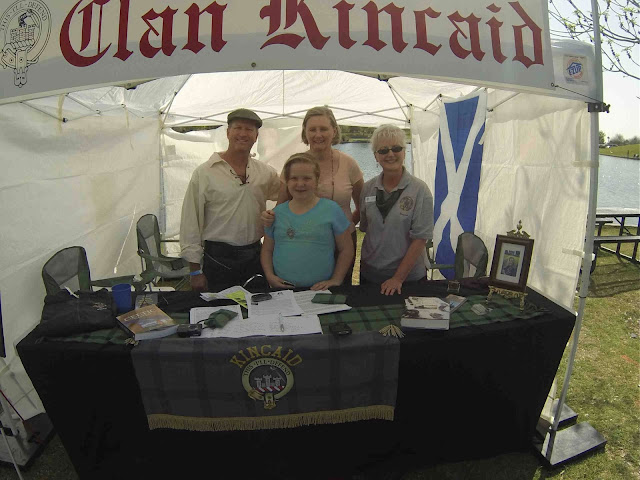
[{"x1": 263, "y1": 106, "x2": 364, "y2": 284}]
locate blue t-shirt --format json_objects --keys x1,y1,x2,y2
[{"x1": 265, "y1": 198, "x2": 350, "y2": 287}]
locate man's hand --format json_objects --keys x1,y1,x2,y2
[
  {"x1": 261, "y1": 210, "x2": 275, "y2": 228},
  {"x1": 380, "y1": 276, "x2": 403, "y2": 296},
  {"x1": 190, "y1": 273, "x2": 207, "y2": 292}
]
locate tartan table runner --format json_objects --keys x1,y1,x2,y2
[
  {"x1": 47, "y1": 294, "x2": 545, "y2": 344},
  {"x1": 320, "y1": 294, "x2": 547, "y2": 332},
  {"x1": 131, "y1": 331, "x2": 400, "y2": 432}
]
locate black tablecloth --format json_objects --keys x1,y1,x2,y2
[{"x1": 17, "y1": 281, "x2": 574, "y2": 479}]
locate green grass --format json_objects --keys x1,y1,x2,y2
[
  {"x1": 599, "y1": 144, "x2": 639, "y2": 159},
  {"x1": 7, "y1": 228, "x2": 640, "y2": 479}
]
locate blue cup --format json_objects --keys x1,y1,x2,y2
[{"x1": 112, "y1": 283, "x2": 133, "y2": 314}]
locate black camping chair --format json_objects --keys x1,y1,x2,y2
[
  {"x1": 136, "y1": 214, "x2": 190, "y2": 290},
  {"x1": 428, "y1": 232, "x2": 489, "y2": 280},
  {"x1": 42, "y1": 246, "x2": 144, "y2": 295}
]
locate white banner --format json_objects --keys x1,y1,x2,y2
[{"x1": 0, "y1": 0, "x2": 553, "y2": 103}]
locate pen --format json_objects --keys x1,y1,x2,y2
[{"x1": 279, "y1": 313, "x2": 285, "y2": 332}]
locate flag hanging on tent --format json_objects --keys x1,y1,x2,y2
[{"x1": 432, "y1": 91, "x2": 487, "y2": 279}]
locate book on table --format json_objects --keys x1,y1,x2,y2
[
  {"x1": 444, "y1": 294, "x2": 467, "y2": 314},
  {"x1": 401, "y1": 297, "x2": 450, "y2": 330},
  {"x1": 116, "y1": 304, "x2": 178, "y2": 340}
]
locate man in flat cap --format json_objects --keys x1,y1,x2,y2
[{"x1": 180, "y1": 109, "x2": 280, "y2": 291}]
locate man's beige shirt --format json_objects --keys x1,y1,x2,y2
[{"x1": 180, "y1": 153, "x2": 280, "y2": 264}]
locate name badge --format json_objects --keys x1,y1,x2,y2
[{"x1": 365, "y1": 195, "x2": 376, "y2": 203}]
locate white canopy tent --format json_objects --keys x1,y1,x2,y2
[{"x1": 0, "y1": 0, "x2": 601, "y2": 449}]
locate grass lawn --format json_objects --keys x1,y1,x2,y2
[
  {"x1": 599, "y1": 144, "x2": 639, "y2": 159},
  {"x1": 6, "y1": 227, "x2": 639, "y2": 479}
]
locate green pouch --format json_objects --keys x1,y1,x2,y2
[
  {"x1": 311, "y1": 293, "x2": 348, "y2": 304},
  {"x1": 202, "y1": 309, "x2": 238, "y2": 329}
]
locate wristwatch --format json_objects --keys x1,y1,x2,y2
[{"x1": 190, "y1": 270, "x2": 203, "y2": 276}]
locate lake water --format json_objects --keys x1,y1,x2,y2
[{"x1": 336, "y1": 144, "x2": 640, "y2": 210}]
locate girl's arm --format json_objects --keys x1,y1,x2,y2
[
  {"x1": 311, "y1": 230, "x2": 354, "y2": 290},
  {"x1": 260, "y1": 236, "x2": 293, "y2": 289}
]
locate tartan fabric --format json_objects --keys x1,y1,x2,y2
[
  {"x1": 319, "y1": 294, "x2": 547, "y2": 333},
  {"x1": 49, "y1": 294, "x2": 545, "y2": 343},
  {"x1": 131, "y1": 331, "x2": 399, "y2": 431},
  {"x1": 311, "y1": 293, "x2": 348, "y2": 304}
]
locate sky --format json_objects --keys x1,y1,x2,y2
[{"x1": 549, "y1": 0, "x2": 639, "y2": 139}]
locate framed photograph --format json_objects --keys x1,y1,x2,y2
[{"x1": 489, "y1": 235, "x2": 534, "y2": 292}]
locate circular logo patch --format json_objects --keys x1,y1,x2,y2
[
  {"x1": 242, "y1": 357, "x2": 294, "y2": 410},
  {"x1": 399, "y1": 196, "x2": 414, "y2": 212}
]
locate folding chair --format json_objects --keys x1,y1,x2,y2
[
  {"x1": 136, "y1": 214, "x2": 190, "y2": 290},
  {"x1": 428, "y1": 232, "x2": 488, "y2": 280},
  {"x1": 42, "y1": 246, "x2": 143, "y2": 295}
]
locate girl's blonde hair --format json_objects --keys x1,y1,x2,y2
[{"x1": 282, "y1": 152, "x2": 320, "y2": 182}]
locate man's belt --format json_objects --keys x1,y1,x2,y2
[{"x1": 205, "y1": 240, "x2": 261, "y2": 251}]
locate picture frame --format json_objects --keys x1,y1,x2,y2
[{"x1": 489, "y1": 235, "x2": 534, "y2": 292}]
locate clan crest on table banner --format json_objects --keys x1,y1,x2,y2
[{"x1": 131, "y1": 332, "x2": 399, "y2": 432}]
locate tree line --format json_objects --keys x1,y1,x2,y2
[{"x1": 599, "y1": 131, "x2": 640, "y2": 146}]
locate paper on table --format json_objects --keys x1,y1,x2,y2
[
  {"x1": 246, "y1": 289, "x2": 304, "y2": 317},
  {"x1": 200, "y1": 285, "x2": 251, "y2": 308},
  {"x1": 189, "y1": 305, "x2": 244, "y2": 338},
  {"x1": 293, "y1": 290, "x2": 352, "y2": 315},
  {"x1": 209, "y1": 314, "x2": 322, "y2": 338}
]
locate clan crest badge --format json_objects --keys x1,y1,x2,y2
[
  {"x1": 0, "y1": 0, "x2": 51, "y2": 87},
  {"x1": 243, "y1": 357, "x2": 294, "y2": 410}
]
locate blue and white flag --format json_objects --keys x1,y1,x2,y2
[{"x1": 433, "y1": 91, "x2": 487, "y2": 278}]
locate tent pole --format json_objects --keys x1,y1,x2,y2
[{"x1": 535, "y1": 0, "x2": 606, "y2": 466}]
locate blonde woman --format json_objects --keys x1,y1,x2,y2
[
  {"x1": 359, "y1": 125, "x2": 434, "y2": 295},
  {"x1": 261, "y1": 153, "x2": 354, "y2": 290},
  {"x1": 263, "y1": 106, "x2": 363, "y2": 284}
]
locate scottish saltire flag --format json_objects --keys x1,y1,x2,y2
[{"x1": 433, "y1": 91, "x2": 487, "y2": 278}]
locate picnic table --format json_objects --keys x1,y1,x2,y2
[{"x1": 592, "y1": 208, "x2": 640, "y2": 271}]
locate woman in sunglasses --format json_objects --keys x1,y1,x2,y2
[
  {"x1": 262, "y1": 106, "x2": 364, "y2": 284},
  {"x1": 359, "y1": 124, "x2": 434, "y2": 295}
]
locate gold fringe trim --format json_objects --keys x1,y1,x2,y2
[
  {"x1": 379, "y1": 324, "x2": 404, "y2": 338},
  {"x1": 147, "y1": 405, "x2": 394, "y2": 432}
]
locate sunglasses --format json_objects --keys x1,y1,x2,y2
[{"x1": 376, "y1": 146, "x2": 404, "y2": 155}]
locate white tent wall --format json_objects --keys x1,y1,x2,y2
[
  {"x1": 411, "y1": 91, "x2": 590, "y2": 308},
  {"x1": 0, "y1": 102, "x2": 161, "y2": 417}
]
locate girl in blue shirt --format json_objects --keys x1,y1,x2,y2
[{"x1": 261, "y1": 152, "x2": 354, "y2": 289}]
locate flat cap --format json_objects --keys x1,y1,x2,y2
[{"x1": 227, "y1": 108, "x2": 262, "y2": 128}]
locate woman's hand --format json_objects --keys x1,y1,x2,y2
[
  {"x1": 351, "y1": 208, "x2": 360, "y2": 226},
  {"x1": 266, "y1": 273, "x2": 294, "y2": 289},
  {"x1": 261, "y1": 210, "x2": 275, "y2": 228},
  {"x1": 310, "y1": 278, "x2": 341, "y2": 291},
  {"x1": 380, "y1": 276, "x2": 403, "y2": 296}
]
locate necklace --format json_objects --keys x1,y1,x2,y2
[{"x1": 282, "y1": 200, "x2": 318, "y2": 239}]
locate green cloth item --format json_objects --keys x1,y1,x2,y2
[
  {"x1": 319, "y1": 295, "x2": 547, "y2": 334},
  {"x1": 201, "y1": 309, "x2": 238, "y2": 329},
  {"x1": 311, "y1": 293, "x2": 348, "y2": 304}
]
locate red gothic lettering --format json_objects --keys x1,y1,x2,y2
[
  {"x1": 60, "y1": 0, "x2": 111, "y2": 67},
  {"x1": 509, "y1": 1, "x2": 543, "y2": 67},
  {"x1": 362, "y1": 2, "x2": 408, "y2": 53},
  {"x1": 260, "y1": 0, "x2": 329, "y2": 50},
  {"x1": 183, "y1": 2, "x2": 227, "y2": 54},
  {"x1": 333, "y1": 0, "x2": 356, "y2": 49},
  {"x1": 486, "y1": 4, "x2": 506, "y2": 63},
  {"x1": 448, "y1": 11, "x2": 485, "y2": 60},
  {"x1": 414, "y1": 7, "x2": 441, "y2": 55},
  {"x1": 140, "y1": 7, "x2": 178, "y2": 58},
  {"x1": 114, "y1": 0, "x2": 133, "y2": 61}
]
